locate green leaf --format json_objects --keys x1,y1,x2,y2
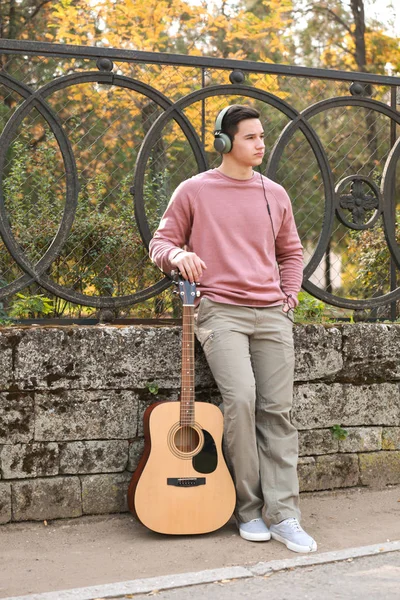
[
  {"x1": 330, "y1": 424, "x2": 348, "y2": 441},
  {"x1": 147, "y1": 382, "x2": 159, "y2": 395}
]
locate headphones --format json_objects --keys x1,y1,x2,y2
[{"x1": 213, "y1": 106, "x2": 234, "y2": 153}]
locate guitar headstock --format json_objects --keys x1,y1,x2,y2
[{"x1": 171, "y1": 271, "x2": 199, "y2": 306}]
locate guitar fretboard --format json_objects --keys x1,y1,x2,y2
[{"x1": 180, "y1": 304, "x2": 195, "y2": 425}]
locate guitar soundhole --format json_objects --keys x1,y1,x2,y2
[{"x1": 174, "y1": 426, "x2": 200, "y2": 453}]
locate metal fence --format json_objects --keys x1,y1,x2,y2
[{"x1": 0, "y1": 39, "x2": 399, "y2": 321}]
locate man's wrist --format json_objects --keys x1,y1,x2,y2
[{"x1": 169, "y1": 249, "x2": 185, "y2": 263}]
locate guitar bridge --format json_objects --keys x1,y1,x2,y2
[{"x1": 167, "y1": 477, "x2": 206, "y2": 487}]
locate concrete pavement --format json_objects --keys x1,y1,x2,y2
[
  {"x1": 3, "y1": 542, "x2": 400, "y2": 600},
  {"x1": 1, "y1": 485, "x2": 400, "y2": 599}
]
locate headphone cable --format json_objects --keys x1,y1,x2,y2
[
  {"x1": 258, "y1": 169, "x2": 295, "y2": 312},
  {"x1": 259, "y1": 169, "x2": 276, "y2": 241}
]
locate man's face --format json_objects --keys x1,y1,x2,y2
[{"x1": 229, "y1": 118, "x2": 265, "y2": 167}]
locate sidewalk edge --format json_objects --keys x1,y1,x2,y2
[
  {"x1": 3, "y1": 540, "x2": 400, "y2": 600},
  {"x1": 248, "y1": 539, "x2": 400, "y2": 575}
]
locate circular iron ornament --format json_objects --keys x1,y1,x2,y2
[
  {"x1": 335, "y1": 175, "x2": 381, "y2": 230},
  {"x1": 0, "y1": 71, "x2": 204, "y2": 307},
  {"x1": 381, "y1": 134, "x2": 400, "y2": 270},
  {"x1": 267, "y1": 94, "x2": 400, "y2": 309},
  {"x1": 266, "y1": 116, "x2": 335, "y2": 283},
  {"x1": 0, "y1": 72, "x2": 79, "y2": 300},
  {"x1": 133, "y1": 83, "x2": 320, "y2": 248},
  {"x1": 0, "y1": 73, "x2": 44, "y2": 296}
]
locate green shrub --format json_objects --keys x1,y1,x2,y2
[
  {"x1": 295, "y1": 291, "x2": 326, "y2": 323},
  {"x1": 9, "y1": 293, "x2": 54, "y2": 319}
]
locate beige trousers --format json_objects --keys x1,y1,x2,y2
[{"x1": 194, "y1": 298, "x2": 300, "y2": 525}]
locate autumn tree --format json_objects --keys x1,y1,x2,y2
[
  {"x1": 0, "y1": 0, "x2": 54, "y2": 41},
  {"x1": 293, "y1": 0, "x2": 400, "y2": 73}
]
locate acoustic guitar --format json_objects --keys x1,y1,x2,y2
[{"x1": 128, "y1": 275, "x2": 236, "y2": 535}]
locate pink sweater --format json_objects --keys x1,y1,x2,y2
[{"x1": 149, "y1": 169, "x2": 303, "y2": 307}]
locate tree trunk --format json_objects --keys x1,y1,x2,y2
[
  {"x1": 350, "y1": 0, "x2": 378, "y2": 165},
  {"x1": 350, "y1": 0, "x2": 366, "y2": 72},
  {"x1": 1, "y1": 0, "x2": 17, "y2": 85}
]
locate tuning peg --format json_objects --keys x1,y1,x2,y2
[{"x1": 196, "y1": 291, "x2": 201, "y2": 297}]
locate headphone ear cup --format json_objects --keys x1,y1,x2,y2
[{"x1": 214, "y1": 133, "x2": 232, "y2": 154}]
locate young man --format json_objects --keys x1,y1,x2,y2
[{"x1": 149, "y1": 105, "x2": 317, "y2": 553}]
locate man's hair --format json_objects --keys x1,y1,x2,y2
[{"x1": 221, "y1": 105, "x2": 260, "y2": 141}]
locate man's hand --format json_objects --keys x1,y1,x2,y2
[
  {"x1": 171, "y1": 250, "x2": 207, "y2": 283},
  {"x1": 283, "y1": 293, "x2": 296, "y2": 313}
]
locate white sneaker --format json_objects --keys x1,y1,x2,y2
[
  {"x1": 270, "y1": 517, "x2": 317, "y2": 553},
  {"x1": 239, "y1": 518, "x2": 271, "y2": 542}
]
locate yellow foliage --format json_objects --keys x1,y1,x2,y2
[{"x1": 41, "y1": 0, "x2": 294, "y2": 64}]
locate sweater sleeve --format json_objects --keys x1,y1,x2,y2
[
  {"x1": 148, "y1": 181, "x2": 193, "y2": 274},
  {"x1": 274, "y1": 189, "x2": 304, "y2": 307}
]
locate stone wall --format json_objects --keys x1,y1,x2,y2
[{"x1": 0, "y1": 323, "x2": 399, "y2": 524}]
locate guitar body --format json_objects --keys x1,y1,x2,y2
[{"x1": 128, "y1": 400, "x2": 236, "y2": 535}]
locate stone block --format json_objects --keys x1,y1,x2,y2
[
  {"x1": 81, "y1": 472, "x2": 131, "y2": 515},
  {"x1": 338, "y1": 427, "x2": 382, "y2": 453},
  {"x1": 34, "y1": 390, "x2": 139, "y2": 441},
  {"x1": 298, "y1": 454, "x2": 359, "y2": 492},
  {"x1": 293, "y1": 383, "x2": 344, "y2": 429},
  {"x1": 297, "y1": 457, "x2": 315, "y2": 490},
  {"x1": 293, "y1": 383, "x2": 400, "y2": 429},
  {"x1": 342, "y1": 384, "x2": 400, "y2": 426},
  {"x1": 359, "y1": 451, "x2": 400, "y2": 487},
  {"x1": 59, "y1": 440, "x2": 128, "y2": 474},
  {"x1": 15, "y1": 326, "x2": 184, "y2": 390},
  {"x1": 12, "y1": 477, "x2": 82, "y2": 521},
  {"x1": 127, "y1": 438, "x2": 145, "y2": 472},
  {"x1": 0, "y1": 330, "x2": 15, "y2": 388},
  {"x1": 341, "y1": 323, "x2": 400, "y2": 382},
  {"x1": 382, "y1": 428, "x2": 400, "y2": 450},
  {"x1": 0, "y1": 482, "x2": 11, "y2": 524},
  {"x1": 298, "y1": 429, "x2": 338, "y2": 456},
  {"x1": 0, "y1": 391, "x2": 35, "y2": 444},
  {"x1": 0, "y1": 443, "x2": 59, "y2": 479},
  {"x1": 293, "y1": 325, "x2": 343, "y2": 382}
]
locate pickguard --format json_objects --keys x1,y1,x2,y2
[{"x1": 192, "y1": 429, "x2": 218, "y2": 474}]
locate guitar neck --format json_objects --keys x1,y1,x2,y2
[{"x1": 180, "y1": 304, "x2": 195, "y2": 425}]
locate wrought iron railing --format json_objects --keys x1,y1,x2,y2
[{"x1": 0, "y1": 39, "x2": 399, "y2": 320}]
